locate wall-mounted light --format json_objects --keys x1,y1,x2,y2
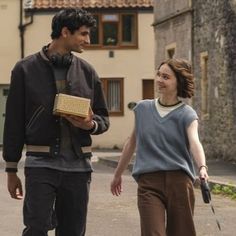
[
  {"x1": 109, "y1": 50, "x2": 114, "y2": 58},
  {"x1": 127, "y1": 102, "x2": 137, "y2": 110}
]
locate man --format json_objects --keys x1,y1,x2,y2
[{"x1": 3, "y1": 8, "x2": 109, "y2": 236}]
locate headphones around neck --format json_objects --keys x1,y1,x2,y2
[{"x1": 43, "y1": 45, "x2": 72, "y2": 68}]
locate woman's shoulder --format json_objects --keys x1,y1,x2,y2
[
  {"x1": 134, "y1": 99, "x2": 154, "y2": 110},
  {"x1": 137, "y1": 99, "x2": 154, "y2": 106},
  {"x1": 182, "y1": 104, "x2": 197, "y2": 114},
  {"x1": 180, "y1": 104, "x2": 198, "y2": 125}
]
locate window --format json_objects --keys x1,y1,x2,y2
[
  {"x1": 167, "y1": 48, "x2": 175, "y2": 59},
  {"x1": 200, "y1": 52, "x2": 209, "y2": 119},
  {"x1": 121, "y1": 14, "x2": 136, "y2": 45},
  {"x1": 90, "y1": 13, "x2": 137, "y2": 48},
  {"x1": 101, "y1": 78, "x2": 124, "y2": 116},
  {"x1": 90, "y1": 15, "x2": 99, "y2": 44},
  {"x1": 102, "y1": 14, "x2": 119, "y2": 46},
  {"x1": 3, "y1": 89, "x2": 9, "y2": 96},
  {"x1": 165, "y1": 43, "x2": 176, "y2": 59}
]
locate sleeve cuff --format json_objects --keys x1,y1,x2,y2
[
  {"x1": 5, "y1": 162, "x2": 18, "y2": 172},
  {"x1": 90, "y1": 120, "x2": 98, "y2": 134}
]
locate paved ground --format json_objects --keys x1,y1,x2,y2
[
  {"x1": 96, "y1": 151, "x2": 236, "y2": 187},
  {"x1": 1, "y1": 158, "x2": 236, "y2": 236}
]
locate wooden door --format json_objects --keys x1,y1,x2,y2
[{"x1": 142, "y1": 79, "x2": 154, "y2": 99}]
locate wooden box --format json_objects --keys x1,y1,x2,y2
[{"x1": 53, "y1": 93, "x2": 90, "y2": 118}]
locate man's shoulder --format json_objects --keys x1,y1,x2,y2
[
  {"x1": 14, "y1": 52, "x2": 40, "y2": 69},
  {"x1": 73, "y1": 55, "x2": 96, "y2": 72}
]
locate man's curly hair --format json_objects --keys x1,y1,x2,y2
[
  {"x1": 51, "y1": 8, "x2": 96, "y2": 39},
  {"x1": 158, "y1": 58, "x2": 194, "y2": 98}
]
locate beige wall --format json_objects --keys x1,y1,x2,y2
[
  {"x1": 0, "y1": 0, "x2": 20, "y2": 84},
  {"x1": 83, "y1": 13, "x2": 155, "y2": 148},
  {"x1": 2, "y1": 9, "x2": 155, "y2": 148},
  {"x1": 25, "y1": 13, "x2": 53, "y2": 54}
]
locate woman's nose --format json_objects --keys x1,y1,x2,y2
[{"x1": 156, "y1": 76, "x2": 162, "y2": 82}]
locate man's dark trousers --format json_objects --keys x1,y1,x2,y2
[{"x1": 22, "y1": 167, "x2": 91, "y2": 236}]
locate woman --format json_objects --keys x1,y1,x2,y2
[{"x1": 110, "y1": 58, "x2": 209, "y2": 236}]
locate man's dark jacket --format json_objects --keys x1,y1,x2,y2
[{"x1": 3, "y1": 52, "x2": 109, "y2": 172}]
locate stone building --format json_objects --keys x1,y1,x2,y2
[{"x1": 153, "y1": 0, "x2": 236, "y2": 161}]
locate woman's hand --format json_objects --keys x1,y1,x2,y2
[
  {"x1": 187, "y1": 120, "x2": 209, "y2": 181},
  {"x1": 199, "y1": 165, "x2": 209, "y2": 181},
  {"x1": 110, "y1": 128, "x2": 136, "y2": 197},
  {"x1": 110, "y1": 176, "x2": 122, "y2": 196}
]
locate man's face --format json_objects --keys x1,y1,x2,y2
[{"x1": 64, "y1": 25, "x2": 91, "y2": 53}]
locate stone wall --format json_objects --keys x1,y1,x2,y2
[
  {"x1": 153, "y1": 0, "x2": 192, "y2": 68},
  {"x1": 153, "y1": 0, "x2": 236, "y2": 161},
  {"x1": 154, "y1": 0, "x2": 192, "y2": 21},
  {"x1": 193, "y1": 0, "x2": 236, "y2": 160}
]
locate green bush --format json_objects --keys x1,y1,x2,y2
[{"x1": 211, "y1": 183, "x2": 236, "y2": 200}]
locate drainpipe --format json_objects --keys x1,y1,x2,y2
[{"x1": 19, "y1": 0, "x2": 34, "y2": 58}]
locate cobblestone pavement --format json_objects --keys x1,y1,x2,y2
[{"x1": 1, "y1": 161, "x2": 236, "y2": 236}]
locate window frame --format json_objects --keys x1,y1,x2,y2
[
  {"x1": 101, "y1": 77, "x2": 124, "y2": 116},
  {"x1": 88, "y1": 12, "x2": 138, "y2": 49},
  {"x1": 165, "y1": 42, "x2": 176, "y2": 59}
]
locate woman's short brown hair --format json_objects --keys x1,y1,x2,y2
[{"x1": 158, "y1": 58, "x2": 194, "y2": 98}]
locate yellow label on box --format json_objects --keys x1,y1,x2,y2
[{"x1": 53, "y1": 93, "x2": 90, "y2": 118}]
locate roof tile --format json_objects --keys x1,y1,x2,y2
[{"x1": 24, "y1": 0, "x2": 154, "y2": 9}]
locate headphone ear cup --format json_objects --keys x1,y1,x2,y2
[
  {"x1": 62, "y1": 54, "x2": 72, "y2": 67},
  {"x1": 58, "y1": 55, "x2": 64, "y2": 66},
  {"x1": 50, "y1": 54, "x2": 59, "y2": 66},
  {"x1": 50, "y1": 53, "x2": 72, "y2": 67},
  {"x1": 42, "y1": 45, "x2": 72, "y2": 67}
]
